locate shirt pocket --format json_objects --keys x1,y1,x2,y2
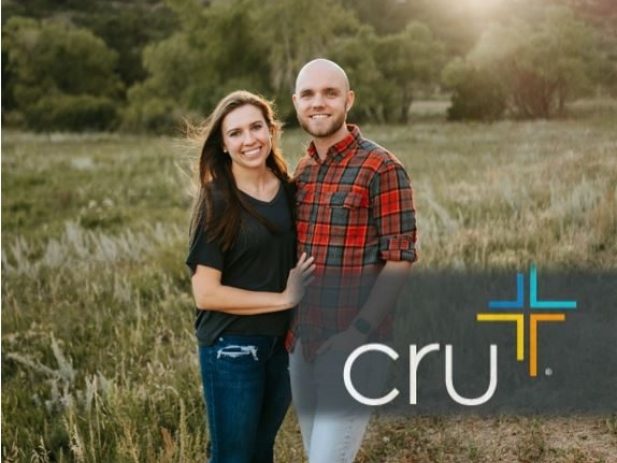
[
  {"x1": 329, "y1": 191, "x2": 370, "y2": 234},
  {"x1": 296, "y1": 186, "x2": 370, "y2": 248}
]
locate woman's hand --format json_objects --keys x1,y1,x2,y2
[{"x1": 282, "y1": 252, "x2": 315, "y2": 307}]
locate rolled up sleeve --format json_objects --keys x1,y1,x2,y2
[{"x1": 371, "y1": 162, "x2": 418, "y2": 263}]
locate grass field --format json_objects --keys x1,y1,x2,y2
[{"x1": 2, "y1": 102, "x2": 617, "y2": 462}]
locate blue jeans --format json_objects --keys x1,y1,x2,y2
[{"x1": 199, "y1": 335, "x2": 291, "y2": 463}]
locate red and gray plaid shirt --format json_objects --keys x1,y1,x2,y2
[{"x1": 287, "y1": 125, "x2": 417, "y2": 360}]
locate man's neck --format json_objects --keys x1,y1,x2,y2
[{"x1": 313, "y1": 125, "x2": 351, "y2": 161}]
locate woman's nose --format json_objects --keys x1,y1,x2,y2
[{"x1": 243, "y1": 131, "x2": 256, "y2": 145}]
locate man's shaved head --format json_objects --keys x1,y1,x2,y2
[
  {"x1": 292, "y1": 58, "x2": 354, "y2": 148},
  {"x1": 295, "y1": 58, "x2": 350, "y2": 93}
]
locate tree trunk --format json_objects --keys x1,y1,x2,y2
[
  {"x1": 399, "y1": 86, "x2": 410, "y2": 124},
  {"x1": 557, "y1": 79, "x2": 567, "y2": 116}
]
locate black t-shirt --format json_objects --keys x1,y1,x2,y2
[{"x1": 186, "y1": 182, "x2": 296, "y2": 346}]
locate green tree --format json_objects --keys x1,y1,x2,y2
[
  {"x1": 377, "y1": 22, "x2": 445, "y2": 122},
  {"x1": 74, "y1": 2, "x2": 178, "y2": 89},
  {"x1": 126, "y1": 0, "x2": 365, "y2": 130},
  {"x1": 329, "y1": 25, "x2": 392, "y2": 122},
  {"x1": 122, "y1": 34, "x2": 193, "y2": 133},
  {"x1": 255, "y1": 0, "x2": 360, "y2": 119},
  {"x1": 467, "y1": 6, "x2": 600, "y2": 118},
  {"x1": 441, "y1": 57, "x2": 507, "y2": 121},
  {"x1": 340, "y1": 0, "x2": 413, "y2": 34},
  {"x1": 2, "y1": 0, "x2": 179, "y2": 94},
  {"x1": 124, "y1": 0, "x2": 271, "y2": 131},
  {"x1": 3, "y1": 16, "x2": 123, "y2": 130}
]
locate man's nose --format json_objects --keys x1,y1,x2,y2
[{"x1": 311, "y1": 93, "x2": 325, "y2": 108}]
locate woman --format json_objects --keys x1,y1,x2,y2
[{"x1": 186, "y1": 90, "x2": 314, "y2": 463}]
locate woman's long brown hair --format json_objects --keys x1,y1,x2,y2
[{"x1": 189, "y1": 90, "x2": 290, "y2": 251}]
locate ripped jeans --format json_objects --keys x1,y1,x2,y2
[{"x1": 198, "y1": 335, "x2": 291, "y2": 463}]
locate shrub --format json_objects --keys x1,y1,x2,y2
[
  {"x1": 122, "y1": 96, "x2": 181, "y2": 134},
  {"x1": 442, "y1": 58, "x2": 506, "y2": 121},
  {"x1": 24, "y1": 94, "x2": 118, "y2": 132}
]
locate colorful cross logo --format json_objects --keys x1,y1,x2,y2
[{"x1": 477, "y1": 264, "x2": 577, "y2": 377}]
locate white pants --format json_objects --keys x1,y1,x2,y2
[{"x1": 289, "y1": 342, "x2": 390, "y2": 463}]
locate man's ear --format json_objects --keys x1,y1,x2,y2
[
  {"x1": 292, "y1": 93, "x2": 298, "y2": 110},
  {"x1": 345, "y1": 90, "x2": 355, "y2": 113}
]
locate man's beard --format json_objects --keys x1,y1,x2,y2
[{"x1": 298, "y1": 111, "x2": 346, "y2": 139}]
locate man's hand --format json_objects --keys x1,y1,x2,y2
[{"x1": 316, "y1": 327, "x2": 368, "y2": 356}]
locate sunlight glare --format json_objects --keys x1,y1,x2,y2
[{"x1": 464, "y1": 0, "x2": 505, "y2": 12}]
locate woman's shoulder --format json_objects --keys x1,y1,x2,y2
[{"x1": 280, "y1": 176, "x2": 297, "y2": 196}]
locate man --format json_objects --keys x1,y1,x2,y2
[{"x1": 288, "y1": 58, "x2": 418, "y2": 463}]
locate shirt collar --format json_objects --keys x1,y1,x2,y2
[{"x1": 307, "y1": 124, "x2": 361, "y2": 163}]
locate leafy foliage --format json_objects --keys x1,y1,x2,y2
[
  {"x1": 3, "y1": 16, "x2": 122, "y2": 130},
  {"x1": 1, "y1": 0, "x2": 615, "y2": 129},
  {"x1": 24, "y1": 95, "x2": 118, "y2": 131},
  {"x1": 125, "y1": 0, "x2": 446, "y2": 126},
  {"x1": 377, "y1": 22, "x2": 445, "y2": 122},
  {"x1": 446, "y1": 6, "x2": 602, "y2": 119},
  {"x1": 442, "y1": 58, "x2": 507, "y2": 121},
  {"x1": 124, "y1": 0, "x2": 273, "y2": 130}
]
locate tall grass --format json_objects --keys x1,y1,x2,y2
[{"x1": 2, "y1": 102, "x2": 616, "y2": 461}]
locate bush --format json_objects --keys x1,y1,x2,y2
[
  {"x1": 122, "y1": 96, "x2": 181, "y2": 134},
  {"x1": 443, "y1": 59, "x2": 506, "y2": 121},
  {"x1": 447, "y1": 72, "x2": 507, "y2": 121},
  {"x1": 24, "y1": 95, "x2": 118, "y2": 132}
]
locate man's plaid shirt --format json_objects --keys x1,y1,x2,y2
[{"x1": 287, "y1": 125, "x2": 417, "y2": 360}]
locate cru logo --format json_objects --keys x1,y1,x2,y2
[
  {"x1": 477, "y1": 264, "x2": 577, "y2": 377},
  {"x1": 343, "y1": 264, "x2": 578, "y2": 407}
]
